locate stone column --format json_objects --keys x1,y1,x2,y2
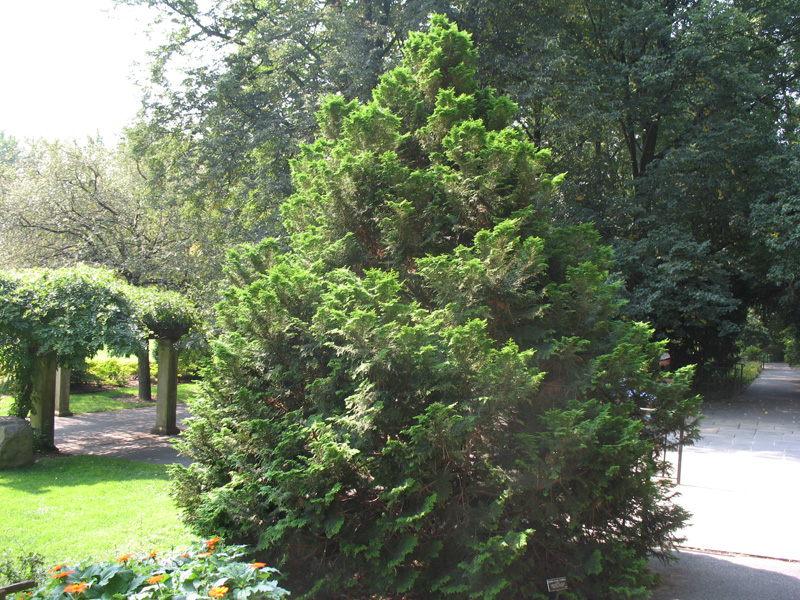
[
  {"x1": 29, "y1": 351, "x2": 57, "y2": 449},
  {"x1": 55, "y1": 366, "x2": 72, "y2": 417},
  {"x1": 137, "y1": 345, "x2": 152, "y2": 402},
  {"x1": 152, "y1": 338, "x2": 179, "y2": 435}
]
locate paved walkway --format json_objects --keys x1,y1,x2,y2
[
  {"x1": 54, "y1": 404, "x2": 192, "y2": 466},
  {"x1": 649, "y1": 363, "x2": 800, "y2": 598}
]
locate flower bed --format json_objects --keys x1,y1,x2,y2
[{"x1": 20, "y1": 539, "x2": 288, "y2": 600}]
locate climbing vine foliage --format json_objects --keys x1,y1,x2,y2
[
  {"x1": 172, "y1": 16, "x2": 700, "y2": 600},
  {"x1": 0, "y1": 265, "x2": 195, "y2": 416}
]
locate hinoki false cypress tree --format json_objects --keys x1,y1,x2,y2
[{"x1": 173, "y1": 16, "x2": 700, "y2": 600}]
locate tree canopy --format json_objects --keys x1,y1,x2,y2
[
  {"x1": 459, "y1": 0, "x2": 800, "y2": 368},
  {"x1": 118, "y1": 0, "x2": 800, "y2": 368},
  {"x1": 172, "y1": 16, "x2": 699, "y2": 599}
]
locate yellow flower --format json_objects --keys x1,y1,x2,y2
[
  {"x1": 209, "y1": 586, "x2": 229, "y2": 598},
  {"x1": 146, "y1": 574, "x2": 166, "y2": 585},
  {"x1": 64, "y1": 583, "x2": 89, "y2": 594}
]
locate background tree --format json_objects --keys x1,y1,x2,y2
[
  {"x1": 455, "y1": 0, "x2": 800, "y2": 369},
  {"x1": 121, "y1": 0, "x2": 800, "y2": 368},
  {"x1": 120, "y1": 0, "x2": 452, "y2": 249},
  {"x1": 172, "y1": 17, "x2": 699, "y2": 599},
  {"x1": 0, "y1": 138, "x2": 200, "y2": 287},
  {"x1": 0, "y1": 137, "x2": 215, "y2": 400}
]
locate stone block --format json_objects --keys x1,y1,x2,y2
[{"x1": 0, "y1": 417, "x2": 34, "y2": 470}]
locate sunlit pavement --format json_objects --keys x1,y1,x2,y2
[
  {"x1": 54, "y1": 404, "x2": 192, "y2": 466},
  {"x1": 650, "y1": 363, "x2": 800, "y2": 598}
]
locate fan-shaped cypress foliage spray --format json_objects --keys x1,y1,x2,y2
[{"x1": 173, "y1": 15, "x2": 700, "y2": 600}]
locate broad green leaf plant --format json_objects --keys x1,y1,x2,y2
[{"x1": 22, "y1": 540, "x2": 288, "y2": 600}]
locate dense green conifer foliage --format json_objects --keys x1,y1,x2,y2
[{"x1": 173, "y1": 16, "x2": 700, "y2": 599}]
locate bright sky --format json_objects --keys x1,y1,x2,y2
[{"x1": 0, "y1": 0, "x2": 160, "y2": 143}]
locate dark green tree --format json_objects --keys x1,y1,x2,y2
[
  {"x1": 173, "y1": 17, "x2": 699, "y2": 599},
  {"x1": 453, "y1": 0, "x2": 800, "y2": 370}
]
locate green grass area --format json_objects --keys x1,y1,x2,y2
[
  {"x1": 0, "y1": 395, "x2": 11, "y2": 416},
  {"x1": 70, "y1": 383, "x2": 200, "y2": 413},
  {"x1": 0, "y1": 455, "x2": 198, "y2": 567},
  {"x1": 0, "y1": 384, "x2": 200, "y2": 416}
]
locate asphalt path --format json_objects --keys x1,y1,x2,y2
[{"x1": 649, "y1": 363, "x2": 800, "y2": 599}]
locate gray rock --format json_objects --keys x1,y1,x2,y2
[{"x1": 0, "y1": 416, "x2": 34, "y2": 470}]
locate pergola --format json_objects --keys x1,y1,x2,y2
[{"x1": 0, "y1": 267, "x2": 196, "y2": 448}]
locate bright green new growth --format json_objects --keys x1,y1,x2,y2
[{"x1": 173, "y1": 15, "x2": 700, "y2": 600}]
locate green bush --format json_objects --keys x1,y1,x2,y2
[
  {"x1": 84, "y1": 356, "x2": 140, "y2": 387},
  {"x1": 22, "y1": 540, "x2": 288, "y2": 600},
  {"x1": 172, "y1": 16, "x2": 699, "y2": 600},
  {"x1": 0, "y1": 546, "x2": 47, "y2": 586}
]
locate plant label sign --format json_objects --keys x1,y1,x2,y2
[{"x1": 547, "y1": 577, "x2": 568, "y2": 592}]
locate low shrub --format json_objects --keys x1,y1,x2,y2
[
  {"x1": 72, "y1": 354, "x2": 156, "y2": 388},
  {"x1": 20, "y1": 539, "x2": 288, "y2": 600},
  {"x1": 0, "y1": 546, "x2": 47, "y2": 586},
  {"x1": 84, "y1": 355, "x2": 140, "y2": 387}
]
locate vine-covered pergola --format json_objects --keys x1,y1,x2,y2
[{"x1": 0, "y1": 266, "x2": 196, "y2": 448}]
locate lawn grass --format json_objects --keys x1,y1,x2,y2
[
  {"x1": 70, "y1": 383, "x2": 200, "y2": 413},
  {"x1": 0, "y1": 395, "x2": 11, "y2": 416},
  {"x1": 0, "y1": 455, "x2": 198, "y2": 567},
  {"x1": 0, "y1": 384, "x2": 201, "y2": 416}
]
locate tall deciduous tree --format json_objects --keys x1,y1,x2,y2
[
  {"x1": 456, "y1": 0, "x2": 800, "y2": 369},
  {"x1": 172, "y1": 17, "x2": 699, "y2": 599},
  {"x1": 120, "y1": 0, "x2": 451, "y2": 246},
  {"x1": 0, "y1": 138, "x2": 201, "y2": 289}
]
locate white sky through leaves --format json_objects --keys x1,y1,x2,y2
[{"x1": 0, "y1": 0, "x2": 159, "y2": 143}]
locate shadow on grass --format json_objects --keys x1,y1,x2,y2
[{"x1": 0, "y1": 455, "x2": 173, "y2": 494}]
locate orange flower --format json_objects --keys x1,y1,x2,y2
[
  {"x1": 249, "y1": 562, "x2": 267, "y2": 569},
  {"x1": 205, "y1": 536, "x2": 221, "y2": 548},
  {"x1": 116, "y1": 553, "x2": 132, "y2": 563},
  {"x1": 53, "y1": 570, "x2": 74, "y2": 579},
  {"x1": 64, "y1": 583, "x2": 89, "y2": 594},
  {"x1": 49, "y1": 564, "x2": 66, "y2": 573},
  {"x1": 208, "y1": 586, "x2": 229, "y2": 598},
  {"x1": 197, "y1": 551, "x2": 213, "y2": 557},
  {"x1": 146, "y1": 574, "x2": 166, "y2": 585},
  {"x1": 149, "y1": 550, "x2": 159, "y2": 559},
  {"x1": 180, "y1": 553, "x2": 191, "y2": 558}
]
